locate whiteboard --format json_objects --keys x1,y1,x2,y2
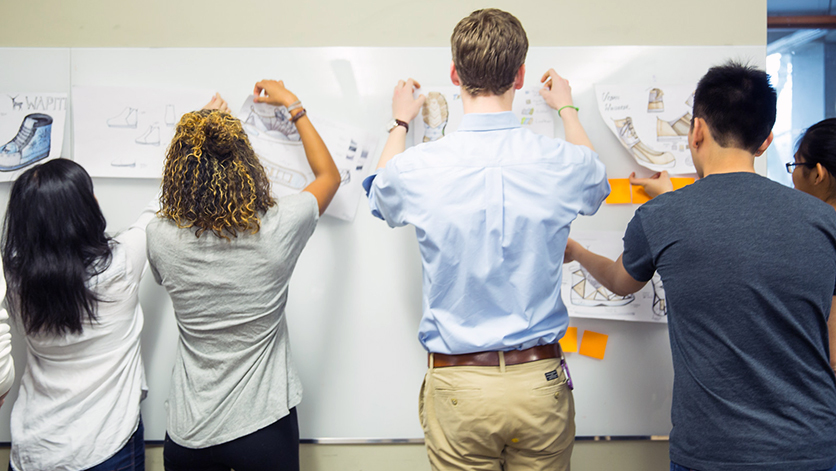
[{"x1": 0, "y1": 45, "x2": 765, "y2": 441}]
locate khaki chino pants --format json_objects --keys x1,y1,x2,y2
[{"x1": 420, "y1": 355, "x2": 575, "y2": 471}]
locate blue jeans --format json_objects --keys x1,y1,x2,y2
[
  {"x1": 86, "y1": 417, "x2": 145, "y2": 471},
  {"x1": 672, "y1": 462, "x2": 836, "y2": 471}
]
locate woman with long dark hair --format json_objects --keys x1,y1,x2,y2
[
  {"x1": 3, "y1": 158, "x2": 154, "y2": 471},
  {"x1": 147, "y1": 82, "x2": 339, "y2": 470}
]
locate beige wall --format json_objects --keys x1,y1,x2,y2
[{"x1": 0, "y1": 1, "x2": 765, "y2": 469}]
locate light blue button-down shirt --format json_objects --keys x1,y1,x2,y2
[{"x1": 365, "y1": 112, "x2": 609, "y2": 354}]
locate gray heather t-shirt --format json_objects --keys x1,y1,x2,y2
[
  {"x1": 623, "y1": 172, "x2": 836, "y2": 471},
  {"x1": 146, "y1": 192, "x2": 318, "y2": 448}
]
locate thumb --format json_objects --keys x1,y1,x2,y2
[
  {"x1": 416, "y1": 94, "x2": 426, "y2": 107},
  {"x1": 253, "y1": 95, "x2": 267, "y2": 103}
]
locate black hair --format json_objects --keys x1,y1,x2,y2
[
  {"x1": 2, "y1": 158, "x2": 113, "y2": 336},
  {"x1": 693, "y1": 61, "x2": 777, "y2": 154},
  {"x1": 796, "y1": 118, "x2": 836, "y2": 179}
]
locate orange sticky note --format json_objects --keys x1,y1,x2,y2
[
  {"x1": 559, "y1": 327, "x2": 578, "y2": 353},
  {"x1": 579, "y1": 331, "x2": 609, "y2": 360},
  {"x1": 631, "y1": 185, "x2": 652, "y2": 204},
  {"x1": 605, "y1": 179, "x2": 632, "y2": 204},
  {"x1": 671, "y1": 177, "x2": 696, "y2": 190}
]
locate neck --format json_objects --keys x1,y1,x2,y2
[
  {"x1": 461, "y1": 88, "x2": 515, "y2": 114},
  {"x1": 697, "y1": 145, "x2": 757, "y2": 177}
]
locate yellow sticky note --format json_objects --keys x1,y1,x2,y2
[
  {"x1": 579, "y1": 331, "x2": 609, "y2": 360},
  {"x1": 631, "y1": 185, "x2": 652, "y2": 204},
  {"x1": 559, "y1": 327, "x2": 578, "y2": 353},
  {"x1": 671, "y1": 177, "x2": 696, "y2": 191},
  {"x1": 605, "y1": 179, "x2": 632, "y2": 204}
]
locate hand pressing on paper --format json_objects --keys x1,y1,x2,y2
[
  {"x1": 539, "y1": 69, "x2": 575, "y2": 113},
  {"x1": 629, "y1": 171, "x2": 674, "y2": 198},
  {"x1": 392, "y1": 79, "x2": 425, "y2": 123},
  {"x1": 253, "y1": 80, "x2": 299, "y2": 109},
  {"x1": 202, "y1": 93, "x2": 230, "y2": 113}
]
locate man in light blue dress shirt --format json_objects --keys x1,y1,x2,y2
[{"x1": 364, "y1": 9, "x2": 609, "y2": 471}]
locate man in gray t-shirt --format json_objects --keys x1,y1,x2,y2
[{"x1": 566, "y1": 62, "x2": 836, "y2": 471}]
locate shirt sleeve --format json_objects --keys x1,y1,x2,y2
[
  {"x1": 622, "y1": 212, "x2": 656, "y2": 282},
  {"x1": 568, "y1": 144, "x2": 610, "y2": 216},
  {"x1": 115, "y1": 197, "x2": 160, "y2": 285},
  {"x1": 363, "y1": 160, "x2": 409, "y2": 228}
]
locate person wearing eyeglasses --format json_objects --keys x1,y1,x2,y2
[{"x1": 787, "y1": 118, "x2": 836, "y2": 212}]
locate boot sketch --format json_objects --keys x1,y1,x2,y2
[
  {"x1": 647, "y1": 88, "x2": 664, "y2": 113},
  {"x1": 0, "y1": 113, "x2": 53, "y2": 171},
  {"x1": 135, "y1": 124, "x2": 160, "y2": 146},
  {"x1": 570, "y1": 266, "x2": 634, "y2": 307},
  {"x1": 422, "y1": 92, "x2": 449, "y2": 143},
  {"x1": 613, "y1": 117, "x2": 676, "y2": 169},
  {"x1": 656, "y1": 113, "x2": 692, "y2": 140},
  {"x1": 165, "y1": 105, "x2": 176, "y2": 127},
  {"x1": 107, "y1": 107, "x2": 138, "y2": 128}
]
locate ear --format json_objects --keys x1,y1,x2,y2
[
  {"x1": 450, "y1": 61, "x2": 460, "y2": 86},
  {"x1": 690, "y1": 117, "x2": 706, "y2": 150},
  {"x1": 514, "y1": 64, "x2": 526, "y2": 90},
  {"x1": 815, "y1": 162, "x2": 829, "y2": 186},
  {"x1": 753, "y1": 131, "x2": 774, "y2": 157}
]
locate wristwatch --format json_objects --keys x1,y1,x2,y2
[{"x1": 387, "y1": 119, "x2": 409, "y2": 133}]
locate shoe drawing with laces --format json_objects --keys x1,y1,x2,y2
[
  {"x1": 647, "y1": 88, "x2": 664, "y2": 113},
  {"x1": 613, "y1": 117, "x2": 675, "y2": 169},
  {"x1": 422, "y1": 92, "x2": 449, "y2": 143},
  {"x1": 570, "y1": 266, "x2": 635, "y2": 307},
  {"x1": 107, "y1": 107, "x2": 138, "y2": 128},
  {"x1": 243, "y1": 106, "x2": 300, "y2": 142},
  {"x1": 0, "y1": 113, "x2": 53, "y2": 171},
  {"x1": 656, "y1": 112, "x2": 692, "y2": 141}
]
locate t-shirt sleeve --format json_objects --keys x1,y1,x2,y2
[
  {"x1": 572, "y1": 144, "x2": 610, "y2": 216},
  {"x1": 363, "y1": 159, "x2": 409, "y2": 228},
  {"x1": 280, "y1": 192, "x2": 320, "y2": 255},
  {"x1": 115, "y1": 197, "x2": 161, "y2": 285},
  {"x1": 622, "y1": 213, "x2": 656, "y2": 282}
]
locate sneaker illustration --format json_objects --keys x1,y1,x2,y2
[
  {"x1": 647, "y1": 88, "x2": 664, "y2": 113},
  {"x1": 613, "y1": 117, "x2": 676, "y2": 169},
  {"x1": 0, "y1": 113, "x2": 53, "y2": 171},
  {"x1": 656, "y1": 113, "x2": 691, "y2": 140},
  {"x1": 570, "y1": 266, "x2": 635, "y2": 307},
  {"x1": 107, "y1": 107, "x2": 138, "y2": 128},
  {"x1": 165, "y1": 104, "x2": 176, "y2": 127},
  {"x1": 339, "y1": 168, "x2": 351, "y2": 186},
  {"x1": 243, "y1": 106, "x2": 300, "y2": 142},
  {"x1": 135, "y1": 124, "x2": 160, "y2": 146},
  {"x1": 260, "y1": 158, "x2": 308, "y2": 189},
  {"x1": 422, "y1": 92, "x2": 449, "y2": 143},
  {"x1": 111, "y1": 156, "x2": 136, "y2": 168},
  {"x1": 651, "y1": 272, "x2": 666, "y2": 320}
]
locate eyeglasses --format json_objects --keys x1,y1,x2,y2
[{"x1": 786, "y1": 161, "x2": 817, "y2": 173}]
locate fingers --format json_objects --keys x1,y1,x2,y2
[
  {"x1": 416, "y1": 94, "x2": 426, "y2": 107},
  {"x1": 540, "y1": 69, "x2": 554, "y2": 83},
  {"x1": 406, "y1": 78, "x2": 421, "y2": 90}
]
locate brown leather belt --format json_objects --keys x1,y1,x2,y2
[{"x1": 430, "y1": 343, "x2": 562, "y2": 368}]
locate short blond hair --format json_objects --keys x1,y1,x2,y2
[{"x1": 451, "y1": 9, "x2": 528, "y2": 96}]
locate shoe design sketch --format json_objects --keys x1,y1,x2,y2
[
  {"x1": 422, "y1": 92, "x2": 448, "y2": 143},
  {"x1": 261, "y1": 159, "x2": 308, "y2": 189},
  {"x1": 111, "y1": 157, "x2": 136, "y2": 168},
  {"x1": 685, "y1": 92, "x2": 695, "y2": 109},
  {"x1": 135, "y1": 124, "x2": 160, "y2": 146},
  {"x1": 656, "y1": 113, "x2": 692, "y2": 140},
  {"x1": 165, "y1": 105, "x2": 176, "y2": 127},
  {"x1": 0, "y1": 113, "x2": 53, "y2": 171},
  {"x1": 107, "y1": 107, "x2": 138, "y2": 128},
  {"x1": 570, "y1": 267, "x2": 635, "y2": 307},
  {"x1": 651, "y1": 273, "x2": 666, "y2": 319},
  {"x1": 613, "y1": 117, "x2": 676, "y2": 169},
  {"x1": 647, "y1": 88, "x2": 664, "y2": 113},
  {"x1": 243, "y1": 106, "x2": 301, "y2": 142},
  {"x1": 339, "y1": 168, "x2": 351, "y2": 186}
]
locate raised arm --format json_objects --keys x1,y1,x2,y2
[
  {"x1": 253, "y1": 80, "x2": 340, "y2": 215},
  {"x1": 377, "y1": 79, "x2": 425, "y2": 170},
  {"x1": 540, "y1": 69, "x2": 594, "y2": 151},
  {"x1": 564, "y1": 238, "x2": 648, "y2": 296}
]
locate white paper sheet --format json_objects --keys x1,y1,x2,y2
[
  {"x1": 562, "y1": 230, "x2": 667, "y2": 323},
  {"x1": 595, "y1": 84, "x2": 697, "y2": 175},
  {"x1": 72, "y1": 86, "x2": 212, "y2": 178},
  {"x1": 237, "y1": 96, "x2": 377, "y2": 221},
  {"x1": 411, "y1": 87, "x2": 554, "y2": 146},
  {"x1": 0, "y1": 92, "x2": 67, "y2": 181}
]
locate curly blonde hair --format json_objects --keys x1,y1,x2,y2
[{"x1": 160, "y1": 110, "x2": 275, "y2": 239}]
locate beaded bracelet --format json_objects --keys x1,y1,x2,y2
[
  {"x1": 290, "y1": 108, "x2": 307, "y2": 123},
  {"x1": 557, "y1": 105, "x2": 579, "y2": 117}
]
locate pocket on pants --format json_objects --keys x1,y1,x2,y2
[{"x1": 432, "y1": 388, "x2": 490, "y2": 448}]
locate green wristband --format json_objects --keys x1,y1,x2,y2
[{"x1": 557, "y1": 105, "x2": 579, "y2": 117}]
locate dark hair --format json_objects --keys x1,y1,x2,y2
[
  {"x1": 692, "y1": 61, "x2": 777, "y2": 153},
  {"x1": 2, "y1": 158, "x2": 112, "y2": 336},
  {"x1": 451, "y1": 9, "x2": 528, "y2": 96},
  {"x1": 797, "y1": 118, "x2": 836, "y2": 179}
]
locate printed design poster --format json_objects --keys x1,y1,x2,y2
[
  {"x1": 73, "y1": 86, "x2": 212, "y2": 178},
  {"x1": 237, "y1": 96, "x2": 377, "y2": 221},
  {"x1": 562, "y1": 230, "x2": 667, "y2": 323},
  {"x1": 411, "y1": 87, "x2": 554, "y2": 146},
  {"x1": 595, "y1": 84, "x2": 696, "y2": 175},
  {"x1": 0, "y1": 93, "x2": 67, "y2": 182}
]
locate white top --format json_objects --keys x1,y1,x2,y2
[
  {"x1": 9, "y1": 203, "x2": 156, "y2": 471},
  {"x1": 0, "y1": 264, "x2": 16, "y2": 398}
]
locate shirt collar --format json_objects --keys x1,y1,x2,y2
[{"x1": 457, "y1": 112, "x2": 521, "y2": 132}]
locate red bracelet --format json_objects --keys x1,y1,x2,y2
[{"x1": 290, "y1": 108, "x2": 307, "y2": 123}]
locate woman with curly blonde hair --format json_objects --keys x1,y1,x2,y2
[{"x1": 146, "y1": 85, "x2": 340, "y2": 471}]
